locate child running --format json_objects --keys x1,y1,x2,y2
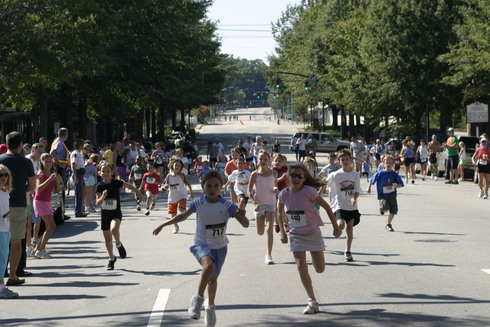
[
  {"x1": 248, "y1": 150, "x2": 278, "y2": 264},
  {"x1": 139, "y1": 162, "x2": 162, "y2": 216},
  {"x1": 194, "y1": 156, "x2": 204, "y2": 182},
  {"x1": 0, "y1": 164, "x2": 19, "y2": 298},
  {"x1": 366, "y1": 155, "x2": 404, "y2": 232},
  {"x1": 153, "y1": 171, "x2": 249, "y2": 327},
  {"x1": 326, "y1": 149, "x2": 362, "y2": 262},
  {"x1": 96, "y1": 162, "x2": 145, "y2": 270},
  {"x1": 224, "y1": 157, "x2": 251, "y2": 210},
  {"x1": 32, "y1": 153, "x2": 62, "y2": 259},
  {"x1": 277, "y1": 163, "x2": 341, "y2": 314},
  {"x1": 129, "y1": 156, "x2": 147, "y2": 211},
  {"x1": 272, "y1": 153, "x2": 289, "y2": 233},
  {"x1": 361, "y1": 156, "x2": 372, "y2": 182},
  {"x1": 162, "y1": 159, "x2": 194, "y2": 234}
]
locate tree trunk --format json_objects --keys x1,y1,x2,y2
[
  {"x1": 348, "y1": 113, "x2": 355, "y2": 138},
  {"x1": 331, "y1": 104, "x2": 338, "y2": 128}
]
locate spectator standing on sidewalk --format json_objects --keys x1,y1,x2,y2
[
  {"x1": 0, "y1": 132, "x2": 36, "y2": 286},
  {"x1": 71, "y1": 139, "x2": 87, "y2": 217},
  {"x1": 443, "y1": 128, "x2": 459, "y2": 184},
  {"x1": 428, "y1": 135, "x2": 441, "y2": 180},
  {"x1": 50, "y1": 127, "x2": 70, "y2": 220}
]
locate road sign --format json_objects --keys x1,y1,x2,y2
[{"x1": 467, "y1": 102, "x2": 488, "y2": 123}]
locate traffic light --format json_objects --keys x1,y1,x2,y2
[
  {"x1": 304, "y1": 81, "x2": 309, "y2": 91},
  {"x1": 257, "y1": 93, "x2": 261, "y2": 99},
  {"x1": 273, "y1": 93, "x2": 277, "y2": 99},
  {"x1": 275, "y1": 78, "x2": 281, "y2": 88}
]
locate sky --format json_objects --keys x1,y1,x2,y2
[{"x1": 207, "y1": 0, "x2": 302, "y2": 64}]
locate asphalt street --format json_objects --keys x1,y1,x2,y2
[{"x1": 1, "y1": 107, "x2": 489, "y2": 327}]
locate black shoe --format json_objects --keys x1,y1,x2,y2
[
  {"x1": 379, "y1": 208, "x2": 385, "y2": 215},
  {"x1": 18, "y1": 271, "x2": 33, "y2": 277},
  {"x1": 386, "y1": 224, "x2": 394, "y2": 232},
  {"x1": 64, "y1": 215, "x2": 71, "y2": 220},
  {"x1": 452, "y1": 180, "x2": 459, "y2": 184},
  {"x1": 117, "y1": 243, "x2": 127, "y2": 259},
  {"x1": 75, "y1": 213, "x2": 87, "y2": 217},
  {"x1": 107, "y1": 257, "x2": 117, "y2": 270},
  {"x1": 344, "y1": 251, "x2": 353, "y2": 262},
  {"x1": 444, "y1": 181, "x2": 452, "y2": 184}
]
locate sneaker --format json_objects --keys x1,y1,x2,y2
[
  {"x1": 379, "y1": 208, "x2": 385, "y2": 215},
  {"x1": 136, "y1": 205, "x2": 141, "y2": 211},
  {"x1": 204, "y1": 305, "x2": 217, "y2": 326},
  {"x1": 173, "y1": 225, "x2": 179, "y2": 234},
  {"x1": 265, "y1": 255, "x2": 274, "y2": 265},
  {"x1": 431, "y1": 175, "x2": 434, "y2": 180},
  {"x1": 452, "y1": 180, "x2": 459, "y2": 185},
  {"x1": 32, "y1": 239, "x2": 38, "y2": 246},
  {"x1": 484, "y1": 192, "x2": 489, "y2": 200},
  {"x1": 145, "y1": 209, "x2": 150, "y2": 216},
  {"x1": 117, "y1": 243, "x2": 127, "y2": 259},
  {"x1": 35, "y1": 250, "x2": 52, "y2": 259},
  {"x1": 284, "y1": 225, "x2": 290, "y2": 233},
  {"x1": 445, "y1": 180, "x2": 452, "y2": 184},
  {"x1": 0, "y1": 287, "x2": 19, "y2": 299},
  {"x1": 386, "y1": 224, "x2": 394, "y2": 232},
  {"x1": 411, "y1": 179, "x2": 415, "y2": 184},
  {"x1": 479, "y1": 190, "x2": 484, "y2": 198},
  {"x1": 458, "y1": 177, "x2": 463, "y2": 182},
  {"x1": 150, "y1": 203, "x2": 155, "y2": 210},
  {"x1": 422, "y1": 177, "x2": 425, "y2": 181},
  {"x1": 303, "y1": 299, "x2": 320, "y2": 314},
  {"x1": 434, "y1": 176, "x2": 438, "y2": 181},
  {"x1": 107, "y1": 257, "x2": 117, "y2": 270},
  {"x1": 188, "y1": 294, "x2": 205, "y2": 319},
  {"x1": 26, "y1": 246, "x2": 35, "y2": 257},
  {"x1": 274, "y1": 224, "x2": 280, "y2": 233},
  {"x1": 344, "y1": 250, "x2": 353, "y2": 262}
]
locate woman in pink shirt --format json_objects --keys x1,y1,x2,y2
[
  {"x1": 33, "y1": 154, "x2": 61, "y2": 259},
  {"x1": 277, "y1": 163, "x2": 341, "y2": 314}
]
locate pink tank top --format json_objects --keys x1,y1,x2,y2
[
  {"x1": 254, "y1": 173, "x2": 276, "y2": 205},
  {"x1": 34, "y1": 173, "x2": 55, "y2": 202}
]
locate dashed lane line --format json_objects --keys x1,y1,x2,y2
[
  {"x1": 147, "y1": 288, "x2": 171, "y2": 327},
  {"x1": 482, "y1": 269, "x2": 490, "y2": 275}
]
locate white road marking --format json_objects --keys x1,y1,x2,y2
[
  {"x1": 147, "y1": 288, "x2": 171, "y2": 327},
  {"x1": 482, "y1": 269, "x2": 490, "y2": 275}
]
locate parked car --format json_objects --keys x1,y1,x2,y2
[{"x1": 290, "y1": 132, "x2": 350, "y2": 153}]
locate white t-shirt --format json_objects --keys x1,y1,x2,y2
[
  {"x1": 129, "y1": 148, "x2": 139, "y2": 163},
  {"x1": 70, "y1": 149, "x2": 86, "y2": 171},
  {"x1": 25, "y1": 154, "x2": 40, "y2": 172},
  {"x1": 215, "y1": 143, "x2": 225, "y2": 157},
  {"x1": 243, "y1": 141, "x2": 253, "y2": 159},
  {"x1": 190, "y1": 196, "x2": 237, "y2": 249},
  {"x1": 326, "y1": 169, "x2": 362, "y2": 212},
  {"x1": 228, "y1": 169, "x2": 251, "y2": 196},
  {"x1": 0, "y1": 190, "x2": 10, "y2": 232}
]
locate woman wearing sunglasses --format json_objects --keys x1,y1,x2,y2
[{"x1": 276, "y1": 163, "x2": 342, "y2": 315}]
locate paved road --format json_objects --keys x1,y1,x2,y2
[{"x1": 2, "y1": 107, "x2": 490, "y2": 326}]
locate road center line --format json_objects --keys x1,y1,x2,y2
[
  {"x1": 147, "y1": 288, "x2": 171, "y2": 327},
  {"x1": 482, "y1": 269, "x2": 490, "y2": 275}
]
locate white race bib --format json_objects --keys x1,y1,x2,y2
[
  {"x1": 341, "y1": 187, "x2": 354, "y2": 200},
  {"x1": 134, "y1": 173, "x2": 142, "y2": 180},
  {"x1": 102, "y1": 198, "x2": 117, "y2": 210},
  {"x1": 205, "y1": 223, "x2": 227, "y2": 244},
  {"x1": 170, "y1": 183, "x2": 179, "y2": 191},
  {"x1": 383, "y1": 185, "x2": 394, "y2": 194},
  {"x1": 157, "y1": 158, "x2": 163, "y2": 164},
  {"x1": 480, "y1": 159, "x2": 487, "y2": 165},
  {"x1": 147, "y1": 177, "x2": 156, "y2": 184},
  {"x1": 286, "y1": 210, "x2": 306, "y2": 228}
]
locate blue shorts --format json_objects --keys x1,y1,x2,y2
[
  {"x1": 0, "y1": 232, "x2": 11, "y2": 274},
  {"x1": 447, "y1": 155, "x2": 459, "y2": 170},
  {"x1": 190, "y1": 244, "x2": 228, "y2": 278}
]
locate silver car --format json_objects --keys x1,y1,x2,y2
[{"x1": 290, "y1": 132, "x2": 350, "y2": 153}]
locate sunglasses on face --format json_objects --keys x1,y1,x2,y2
[
  {"x1": 0, "y1": 173, "x2": 9, "y2": 178},
  {"x1": 289, "y1": 173, "x2": 304, "y2": 179}
]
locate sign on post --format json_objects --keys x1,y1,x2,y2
[{"x1": 466, "y1": 102, "x2": 488, "y2": 123}]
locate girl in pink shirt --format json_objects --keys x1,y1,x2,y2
[
  {"x1": 248, "y1": 150, "x2": 278, "y2": 265},
  {"x1": 33, "y1": 154, "x2": 62, "y2": 259},
  {"x1": 277, "y1": 163, "x2": 341, "y2": 314}
]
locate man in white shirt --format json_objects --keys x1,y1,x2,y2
[
  {"x1": 215, "y1": 138, "x2": 225, "y2": 158},
  {"x1": 71, "y1": 139, "x2": 87, "y2": 217},
  {"x1": 25, "y1": 143, "x2": 44, "y2": 172}
]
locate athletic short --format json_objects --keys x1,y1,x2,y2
[
  {"x1": 335, "y1": 209, "x2": 361, "y2": 226},
  {"x1": 33, "y1": 200, "x2": 53, "y2": 217},
  {"x1": 30, "y1": 197, "x2": 41, "y2": 223},
  {"x1": 404, "y1": 157, "x2": 414, "y2": 166},
  {"x1": 168, "y1": 198, "x2": 187, "y2": 214},
  {"x1": 446, "y1": 155, "x2": 459, "y2": 170},
  {"x1": 477, "y1": 164, "x2": 490, "y2": 174},
  {"x1": 298, "y1": 150, "x2": 307, "y2": 158},
  {"x1": 375, "y1": 153, "x2": 381, "y2": 162},
  {"x1": 289, "y1": 227, "x2": 325, "y2": 252},
  {"x1": 190, "y1": 244, "x2": 228, "y2": 278},
  {"x1": 254, "y1": 203, "x2": 276, "y2": 218},
  {"x1": 10, "y1": 207, "x2": 27, "y2": 239},
  {"x1": 429, "y1": 153, "x2": 438, "y2": 164},
  {"x1": 237, "y1": 193, "x2": 249, "y2": 204},
  {"x1": 459, "y1": 159, "x2": 466, "y2": 165},
  {"x1": 101, "y1": 215, "x2": 122, "y2": 231},
  {"x1": 379, "y1": 195, "x2": 398, "y2": 215}
]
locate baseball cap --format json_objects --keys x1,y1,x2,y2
[
  {"x1": 480, "y1": 137, "x2": 488, "y2": 142},
  {"x1": 447, "y1": 127, "x2": 454, "y2": 132},
  {"x1": 0, "y1": 144, "x2": 7, "y2": 154}
]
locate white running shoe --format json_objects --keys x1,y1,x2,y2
[
  {"x1": 479, "y1": 190, "x2": 484, "y2": 198},
  {"x1": 484, "y1": 192, "x2": 488, "y2": 199},
  {"x1": 26, "y1": 246, "x2": 35, "y2": 257},
  {"x1": 434, "y1": 176, "x2": 438, "y2": 181},
  {"x1": 303, "y1": 299, "x2": 320, "y2": 314},
  {"x1": 188, "y1": 294, "x2": 205, "y2": 319},
  {"x1": 204, "y1": 305, "x2": 217, "y2": 327},
  {"x1": 265, "y1": 255, "x2": 274, "y2": 265},
  {"x1": 431, "y1": 175, "x2": 434, "y2": 180},
  {"x1": 172, "y1": 225, "x2": 179, "y2": 234},
  {"x1": 35, "y1": 250, "x2": 52, "y2": 259},
  {"x1": 145, "y1": 209, "x2": 150, "y2": 216},
  {"x1": 458, "y1": 177, "x2": 463, "y2": 182}
]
